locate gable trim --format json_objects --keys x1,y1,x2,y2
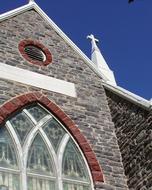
[
  {"x1": 103, "y1": 82, "x2": 151, "y2": 110},
  {"x1": 0, "y1": 2, "x2": 35, "y2": 21}
]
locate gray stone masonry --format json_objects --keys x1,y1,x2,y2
[
  {"x1": 106, "y1": 90, "x2": 152, "y2": 190},
  {"x1": 0, "y1": 10, "x2": 128, "y2": 189}
]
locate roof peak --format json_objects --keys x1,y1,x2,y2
[{"x1": 28, "y1": 0, "x2": 35, "y2": 3}]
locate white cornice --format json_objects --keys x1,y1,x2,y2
[
  {"x1": 150, "y1": 99, "x2": 152, "y2": 107},
  {"x1": 103, "y1": 82, "x2": 151, "y2": 110},
  {"x1": 0, "y1": 2, "x2": 35, "y2": 21}
]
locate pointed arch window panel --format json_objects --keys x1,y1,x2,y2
[
  {"x1": 27, "y1": 134, "x2": 54, "y2": 175},
  {"x1": 63, "y1": 140, "x2": 91, "y2": 190},
  {"x1": 10, "y1": 111, "x2": 34, "y2": 145},
  {"x1": 0, "y1": 103, "x2": 93, "y2": 190},
  {"x1": 0, "y1": 126, "x2": 20, "y2": 190},
  {"x1": 43, "y1": 118, "x2": 66, "y2": 152}
]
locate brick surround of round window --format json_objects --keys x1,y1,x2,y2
[{"x1": 18, "y1": 39, "x2": 52, "y2": 66}]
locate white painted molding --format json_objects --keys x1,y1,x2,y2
[
  {"x1": 0, "y1": 63, "x2": 76, "y2": 97},
  {"x1": 28, "y1": 0, "x2": 35, "y2": 3},
  {"x1": 0, "y1": 3, "x2": 35, "y2": 21},
  {"x1": 150, "y1": 99, "x2": 152, "y2": 106},
  {"x1": 103, "y1": 82, "x2": 151, "y2": 110}
]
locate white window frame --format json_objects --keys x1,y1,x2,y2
[{"x1": 0, "y1": 104, "x2": 94, "y2": 190}]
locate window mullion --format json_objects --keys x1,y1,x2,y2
[
  {"x1": 39, "y1": 128, "x2": 58, "y2": 189},
  {"x1": 22, "y1": 115, "x2": 53, "y2": 190},
  {"x1": 23, "y1": 109, "x2": 37, "y2": 125},
  {"x1": 57, "y1": 134, "x2": 70, "y2": 190},
  {"x1": 22, "y1": 114, "x2": 52, "y2": 166},
  {"x1": 6, "y1": 121, "x2": 26, "y2": 190}
]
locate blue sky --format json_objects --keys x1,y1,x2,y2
[{"x1": 0, "y1": 0, "x2": 151, "y2": 100}]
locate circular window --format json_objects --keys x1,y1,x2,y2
[{"x1": 18, "y1": 39, "x2": 52, "y2": 66}]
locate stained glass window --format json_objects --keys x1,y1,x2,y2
[
  {"x1": 63, "y1": 140, "x2": 89, "y2": 181},
  {"x1": 62, "y1": 140, "x2": 90, "y2": 190},
  {"x1": 0, "y1": 104, "x2": 92, "y2": 190},
  {"x1": 0, "y1": 126, "x2": 19, "y2": 190},
  {"x1": 27, "y1": 105, "x2": 48, "y2": 122},
  {"x1": 27, "y1": 177, "x2": 55, "y2": 190},
  {"x1": 63, "y1": 183, "x2": 90, "y2": 190},
  {"x1": 27, "y1": 134, "x2": 54, "y2": 175},
  {"x1": 10, "y1": 112, "x2": 34, "y2": 145},
  {"x1": 0, "y1": 127, "x2": 18, "y2": 169},
  {"x1": 43, "y1": 118, "x2": 65, "y2": 152},
  {"x1": 0, "y1": 172, "x2": 20, "y2": 190}
]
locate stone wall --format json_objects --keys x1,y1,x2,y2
[
  {"x1": 0, "y1": 9, "x2": 128, "y2": 189},
  {"x1": 106, "y1": 90, "x2": 152, "y2": 190}
]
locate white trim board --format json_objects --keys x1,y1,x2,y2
[
  {"x1": 103, "y1": 82, "x2": 151, "y2": 110},
  {"x1": 0, "y1": 63, "x2": 76, "y2": 97}
]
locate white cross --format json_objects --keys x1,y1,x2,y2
[
  {"x1": 87, "y1": 34, "x2": 100, "y2": 53},
  {"x1": 87, "y1": 34, "x2": 99, "y2": 44}
]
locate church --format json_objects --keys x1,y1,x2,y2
[{"x1": 0, "y1": 1, "x2": 151, "y2": 190}]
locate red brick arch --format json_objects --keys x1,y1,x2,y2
[{"x1": 0, "y1": 92, "x2": 104, "y2": 183}]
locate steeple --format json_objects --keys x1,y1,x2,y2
[
  {"x1": 87, "y1": 34, "x2": 116, "y2": 86},
  {"x1": 28, "y1": 0, "x2": 35, "y2": 3}
]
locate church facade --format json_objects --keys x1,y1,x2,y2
[{"x1": 0, "y1": 1, "x2": 151, "y2": 190}]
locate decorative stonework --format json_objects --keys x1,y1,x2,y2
[
  {"x1": 0, "y1": 92, "x2": 104, "y2": 183},
  {"x1": 18, "y1": 39, "x2": 52, "y2": 66}
]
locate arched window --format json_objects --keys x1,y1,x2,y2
[{"x1": 0, "y1": 103, "x2": 93, "y2": 190}]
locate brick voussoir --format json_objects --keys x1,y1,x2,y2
[
  {"x1": 39, "y1": 96, "x2": 51, "y2": 106},
  {"x1": 26, "y1": 93, "x2": 37, "y2": 102},
  {"x1": 0, "y1": 107, "x2": 10, "y2": 119},
  {"x1": 80, "y1": 142, "x2": 93, "y2": 153},
  {"x1": 0, "y1": 116, "x2": 4, "y2": 124},
  {"x1": 18, "y1": 95, "x2": 29, "y2": 105},
  {"x1": 92, "y1": 171, "x2": 104, "y2": 182},
  {"x1": 11, "y1": 97, "x2": 24, "y2": 108},
  {"x1": 47, "y1": 102, "x2": 60, "y2": 114},
  {"x1": 62, "y1": 117, "x2": 75, "y2": 128},
  {"x1": 55, "y1": 109, "x2": 68, "y2": 120},
  {"x1": 74, "y1": 133, "x2": 88, "y2": 144},
  {"x1": 3, "y1": 101, "x2": 18, "y2": 113},
  {"x1": 33, "y1": 91, "x2": 43, "y2": 99}
]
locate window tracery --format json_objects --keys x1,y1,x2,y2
[{"x1": 0, "y1": 104, "x2": 92, "y2": 190}]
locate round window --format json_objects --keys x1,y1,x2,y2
[{"x1": 18, "y1": 39, "x2": 52, "y2": 66}]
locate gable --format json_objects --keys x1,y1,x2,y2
[
  {"x1": 0, "y1": 2, "x2": 107, "y2": 82},
  {"x1": 0, "y1": 8, "x2": 103, "y2": 84}
]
